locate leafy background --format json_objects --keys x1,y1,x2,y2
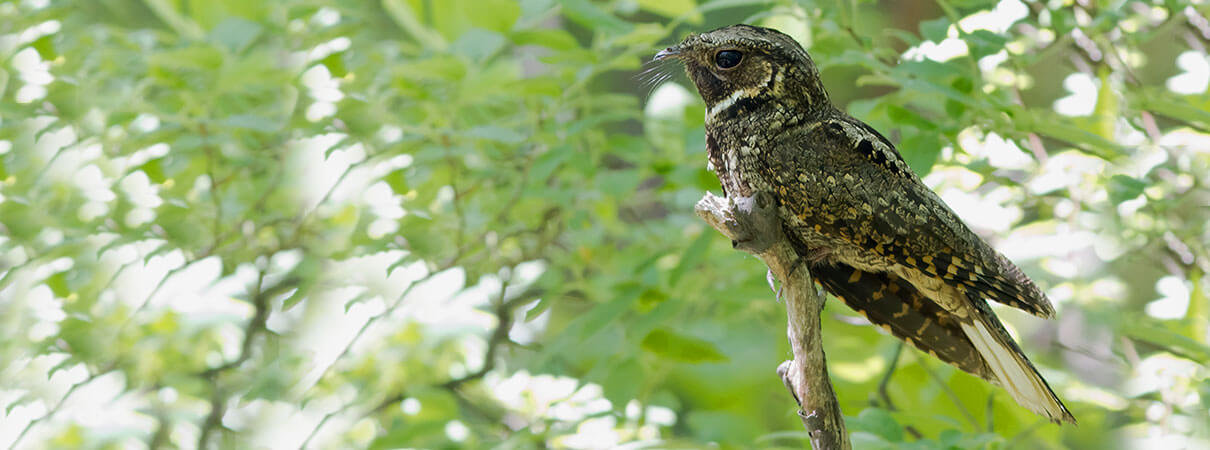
[{"x1": 1, "y1": 0, "x2": 1208, "y2": 448}]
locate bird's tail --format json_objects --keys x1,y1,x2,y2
[{"x1": 958, "y1": 306, "x2": 1076, "y2": 424}]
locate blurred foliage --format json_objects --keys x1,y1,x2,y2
[{"x1": 1, "y1": 0, "x2": 1209, "y2": 448}]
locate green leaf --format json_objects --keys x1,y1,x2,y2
[
  {"x1": 510, "y1": 29, "x2": 579, "y2": 51},
  {"x1": 895, "y1": 60, "x2": 962, "y2": 80},
  {"x1": 1108, "y1": 174, "x2": 1146, "y2": 204},
  {"x1": 319, "y1": 52, "x2": 347, "y2": 78},
  {"x1": 282, "y1": 258, "x2": 323, "y2": 311},
  {"x1": 947, "y1": 0, "x2": 998, "y2": 7},
  {"x1": 576, "y1": 289, "x2": 641, "y2": 341},
  {"x1": 697, "y1": 0, "x2": 778, "y2": 14},
  {"x1": 637, "y1": 288, "x2": 668, "y2": 310},
  {"x1": 209, "y1": 18, "x2": 262, "y2": 53},
  {"x1": 920, "y1": 17, "x2": 950, "y2": 42},
  {"x1": 1019, "y1": 111, "x2": 1121, "y2": 159},
  {"x1": 343, "y1": 294, "x2": 369, "y2": 313},
  {"x1": 754, "y1": 430, "x2": 814, "y2": 444},
  {"x1": 45, "y1": 271, "x2": 70, "y2": 297},
  {"x1": 524, "y1": 297, "x2": 552, "y2": 321},
  {"x1": 849, "y1": 408, "x2": 904, "y2": 442},
  {"x1": 142, "y1": 0, "x2": 205, "y2": 39},
  {"x1": 0, "y1": 202, "x2": 40, "y2": 241},
  {"x1": 136, "y1": 160, "x2": 166, "y2": 184},
  {"x1": 1188, "y1": 269, "x2": 1207, "y2": 346},
  {"x1": 465, "y1": 0, "x2": 521, "y2": 32},
  {"x1": 849, "y1": 432, "x2": 895, "y2": 450},
  {"x1": 451, "y1": 28, "x2": 507, "y2": 60},
  {"x1": 602, "y1": 357, "x2": 643, "y2": 406},
  {"x1": 143, "y1": 243, "x2": 175, "y2": 264},
  {"x1": 668, "y1": 230, "x2": 711, "y2": 286},
  {"x1": 221, "y1": 114, "x2": 281, "y2": 132},
  {"x1": 1120, "y1": 319, "x2": 1210, "y2": 362},
  {"x1": 530, "y1": 145, "x2": 572, "y2": 184},
  {"x1": 1092, "y1": 67, "x2": 1119, "y2": 139},
  {"x1": 887, "y1": 104, "x2": 936, "y2": 131},
  {"x1": 0, "y1": 67, "x2": 8, "y2": 104},
  {"x1": 945, "y1": 98, "x2": 966, "y2": 118},
  {"x1": 382, "y1": 0, "x2": 448, "y2": 50},
  {"x1": 966, "y1": 29, "x2": 1008, "y2": 59},
  {"x1": 369, "y1": 420, "x2": 447, "y2": 450},
  {"x1": 5, "y1": 393, "x2": 33, "y2": 415},
  {"x1": 899, "y1": 131, "x2": 942, "y2": 177},
  {"x1": 637, "y1": 0, "x2": 698, "y2": 20},
  {"x1": 47, "y1": 356, "x2": 78, "y2": 379},
  {"x1": 560, "y1": 0, "x2": 633, "y2": 34},
  {"x1": 1131, "y1": 90, "x2": 1210, "y2": 130},
  {"x1": 395, "y1": 55, "x2": 467, "y2": 81},
  {"x1": 150, "y1": 46, "x2": 224, "y2": 73},
  {"x1": 685, "y1": 410, "x2": 761, "y2": 442},
  {"x1": 31, "y1": 34, "x2": 57, "y2": 59},
  {"x1": 884, "y1": 29, "x2": 922, "y2": 48},
  {"x1": 466, "y1": 125, "x2": 524, "y2": 144},
  {"x1": 640, "y1": 328, "x2": 728, "y2": 363}
]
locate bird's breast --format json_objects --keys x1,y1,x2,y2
[{"x1": 704, "y1": 129, "x2": 766, "y2": 198}]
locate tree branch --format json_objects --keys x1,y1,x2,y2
[{"x1": 694, "y1": 192, "x2": 850, "y2": 450}]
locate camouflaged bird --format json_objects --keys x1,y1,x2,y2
[{"x1": 657, "y1": 24, "x2": 1076, "y2": 424}]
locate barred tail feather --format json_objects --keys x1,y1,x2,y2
[{"x1": 959, "y1": 317, "x2": 1076, "y2": 424}]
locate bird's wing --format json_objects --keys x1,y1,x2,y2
[
  {"x1": 809, "y1": 261, "x2": 994, "y2": 380},
  {"x1": 767, "y1": 114, "x2": 1056, "y2": 318}
]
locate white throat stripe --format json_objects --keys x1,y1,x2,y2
[
  {"x1": 706, "y1": 89, "x2": 752, "y2": 121},
  {"x1": 705, "y1": 70, "x2": 777, "y2": 122}
]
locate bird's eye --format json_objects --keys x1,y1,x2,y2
[{"x1": 715, "y1": 50, "x2": 743, "y2": 69}]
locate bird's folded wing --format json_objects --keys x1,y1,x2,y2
[{"x1": 768, "y1": 115, "x2": 1056, "y2": 318}]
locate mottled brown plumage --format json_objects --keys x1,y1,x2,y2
[{"x1": 658, "y1": 24, "x2": 1075, "y2": 424}]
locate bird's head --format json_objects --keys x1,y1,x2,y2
[{"x1": 655, "y1": 24, "x2": 830, "y2": 120}]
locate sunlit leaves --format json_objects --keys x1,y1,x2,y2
[{"x1": 3, "y1": 0, "x2": 1209, "y2": 448}]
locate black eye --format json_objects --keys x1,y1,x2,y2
[{"x1": 715, "y1": 50, "x2": 743, "y2": 69}]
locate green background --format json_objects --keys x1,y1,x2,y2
[{"x1": 1, "y1": 0, "x2": 1208, "y2": 448}]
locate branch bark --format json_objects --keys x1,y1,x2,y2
[{"x1": 695, "y1": 192, "x2": 850, "y2": 450}]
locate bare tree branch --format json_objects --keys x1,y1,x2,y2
[
  {"x1": 197, "y1": 385, "x2": 227, "y2": 450},
  {"x1": 694, "y1": 192, "x2": 850, "y2": 450}
]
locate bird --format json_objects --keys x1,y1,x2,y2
[{"x1": 655, "y1": 24, "x2": 1076, "y2": 424}]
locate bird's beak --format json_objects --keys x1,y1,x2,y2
[{"x1": 654, "y1": 46, "x2": 682, "y2": 61}]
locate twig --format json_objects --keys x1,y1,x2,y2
[
  {"x1": 695, "y1": 192, "x2": 850, "y2": 450},
  {"x1": 870, "y1": 342, "x2": 923, "y2": 440},
  {"x1": 188, "y1": 266, "x2": 299, "y2": 449},
  {"x1": 7, "y1": 368, "x2": 111, "y2": 450},
  {"x1": 200, "y1": 123, "x2": 224, "y2": 245},
  {"x1": 986, "y1": 394, "x2": 996, "y2": 432},
  {"x1": 200, "y1": 270, "x2": 297, "y2": 377},
  {"x1": 876, "y1": 342, "x2": 904, "y2": 411},
  {"x1": 197, "y1": 385, "x2": 227, "y2": 450},
  {"x1": 917, "y1": 356, "x2": 980, "y2": 430},
  {"x1": 441, "y1": 280, "x2": 525, "y2": 390}
]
